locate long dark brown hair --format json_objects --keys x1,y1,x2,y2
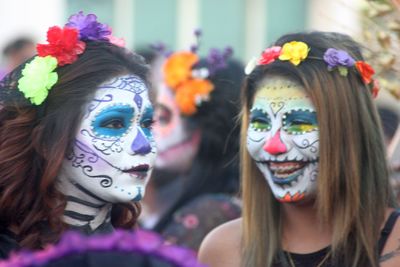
[
  {"x1": 0, "y1": 41, "x2": 149, "y2": 248},
  {"x1": 241, "y1": 32, "x2": 396, "y2": 267}
]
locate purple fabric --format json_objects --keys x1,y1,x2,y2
[
  {"x1": 65, "y1": 11, "x2": 111, "y2": 41},
  {"x1": 131, "y1": 131, "x2": 151, "y2": 155},
  {"x1": 323, "y1": 48, "x2": 355, "y2": 69},
  {"x1": 0, "y1": 230, "x2": 205, "y2": 267}
]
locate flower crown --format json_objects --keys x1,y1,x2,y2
[
  {"x1": 17, "y1": 11, "x2": 125, "y2": 106},
  {"x1": 153, "y1": 30, "x2": 233, "y2": 116},
  {"x1": 245, "y1": 41, "x2": 379, "y2": 98},
  {"x1": 0, "y1": 230, "x2": 205, "y2": 267}
]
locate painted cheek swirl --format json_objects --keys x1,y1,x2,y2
[{"x1": 67, "y1": 139, "x2": 114, "y2": 188}]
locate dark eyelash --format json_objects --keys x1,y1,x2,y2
[{"x1": 100, "y1": 118, "x2": 124, "y2": 127}]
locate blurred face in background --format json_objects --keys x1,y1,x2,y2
[{"x1": 153, "y1": 83, "x2": 201, "y2": 173}]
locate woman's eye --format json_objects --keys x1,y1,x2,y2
[
  {"x1": 155, "y1": 106, "x2": 171, "y2": 126},
  {"x1": 291, "y1": 119, "x2": 312, "y2": 125},
  {"x1": 101, "y1": 119, "x2": 125, "y2": 129},
  {"x1": 250, "y1": 118, "x2": 271, "y2": 131},
  {"x1": 141, "y1": 119, "x2": 155, "y2": 129},
  {"x1": 283, "y1": 111, "x2": 318, "y2": 134}
]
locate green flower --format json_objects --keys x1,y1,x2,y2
[{"x1": 18, "y1": 56, "x2": 58, "y2": 105}]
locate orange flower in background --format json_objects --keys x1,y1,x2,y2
[
  {"x1": 164, "y1": 52, "x2": 199, "y2": 89},
  {"x1": 175, "y1": 79, "x2": 214, "y2": 115},
  {"x1": 355, "y1": 61, "x2": 375, "y2": 84}
]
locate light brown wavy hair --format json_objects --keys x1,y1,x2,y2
[
  {"x1": 240, "y1": 32, "x2": 397, "y2": 267},
  {"x1": 0, "y1": 41, "x2": 149, "y2": 248}
]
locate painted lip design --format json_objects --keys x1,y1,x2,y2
[
  {"x1": 257, "y1": 160, "x2": 317, "y2": 185},
  {"x1": 123, "y1": 164, "x2": 150, "y2": 180}
]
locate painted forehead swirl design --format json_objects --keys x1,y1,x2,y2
[{"x1": 98, "y1": 75, "x2": 147, "y2": 110}]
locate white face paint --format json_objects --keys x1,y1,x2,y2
[
  {"x1": 59, "y1": 75, "x2": 157, "y2": 203},
  {"x1": 246, "y1": 78, "x2": 319, "y2": 203},
  {"x1": 153, "y1": 83, "x2": 200, "y2": 172}
]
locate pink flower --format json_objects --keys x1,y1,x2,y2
[
  {"x1": 258, "y1": 46, "x2": 282, "y2": 65},
  {"x1": 107, "y1": 35, "x2": 126, "y2": 47},
  {"x1": 182, "y1": 214, "x2": 199, "y2": 229}
]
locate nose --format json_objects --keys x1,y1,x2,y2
[
  {"x1": 263, "y1": 130, "x2": 287, "y2": 155},
  {"x1": 130, "y1": 130, "x2": 152, "y2": 155}
]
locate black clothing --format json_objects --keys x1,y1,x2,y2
[{"x1": 274, "y1": 210, "x2": 400, "y2": 267}]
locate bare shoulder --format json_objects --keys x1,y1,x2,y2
[
  {"x1": 198, "y1": 218, "x2": 242, "y2": 267},
  {"x1": 380, "y1": 209, "x2": 400, "y2": 267}
]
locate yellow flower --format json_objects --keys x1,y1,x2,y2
[
  {"x1": 18, "y1": 56, "x2": 58, "y2": 105},
  {"x1": 279, "y1": 41, "x2": 309, "y2": 66}
]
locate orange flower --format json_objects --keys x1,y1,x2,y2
[
  {"x1": 163, "y1": 52, "x2": 199, "y2": 89},
  {"x1": 175, "y1": 79, "x2": 214, "y2": 115},
  {"x1": 355, "y1": 61, "x2": 375, "y2": 84}
]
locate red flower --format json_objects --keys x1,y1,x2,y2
[
  {"x1": 355, "y1": 61, "x2": 375, "y2": 84},
  {"x1": 258, "y1": 46, "x2": 282, "y2": 65},
  {"x1": 37, "y1": 26, "x2": 86, "y2": 66}
]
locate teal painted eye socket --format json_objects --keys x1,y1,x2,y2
[
  {"x1": 92, "y1": 105, "x2": 134, "y2": 137},
  {"x1": 283, "y1": 110, "x2": 318, "y2": 134},
  {"x1": 250, "y1": 109, "x2": 271, "y2": 131},
  {"x1": 140, "y1": 106, "x2": 155, "y2": 138}
]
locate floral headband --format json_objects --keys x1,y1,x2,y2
[
  {"x1": 153, "y1": 30, "x2": 233, "y2": 116},
  {"x1": 245, "y1": 41, "x2": 379, "y2": 98},
  {"x1": 17, "y1": 11, "x2": 125, "y2": 106}
]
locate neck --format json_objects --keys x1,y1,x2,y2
[
  {"x1": 57, "y1": 178, "x2": 113, "y2": 234},
  {"x1": 281, "y1": 200, "x2": 332, "y2": 253}
]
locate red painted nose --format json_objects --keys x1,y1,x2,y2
[{"x1": 263, "y1": 130, "x2": 287, "y2": 155}]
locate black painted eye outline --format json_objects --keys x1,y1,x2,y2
[
  {"x1": 282, "y1": 109, "x2": 318, "y2": 135},
  {"x1": 249, "y1": 109, "x2": 272, "y2": 132}
]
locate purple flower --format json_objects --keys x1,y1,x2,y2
[
  {"x1": 223, "y1": 46, "x2": 233, "y2": 58},
  {"x1": 66, "y1": 11, "x2": 111, "y2": 41},
  {"x1": 323, "y1": 48, "x2": 355, "y2": 69},
  {"x1": 190, "y1": 44, "x2": 198, "y2": 53},
  {"x1": 206, "y1": 47, "x2": 233, "y2": 75},
  {"x1": 194, "y1": 28, "x2": 202, "y2": 37}
]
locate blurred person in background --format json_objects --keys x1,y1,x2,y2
[
  {"x1": 2, "y1": 37, "x2": 36, "y2": 72},
  {"x1": 141, "y1": 32, "x2": 243, "y2": 251}
]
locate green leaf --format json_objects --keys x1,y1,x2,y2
[{"x1": 338, "y1": 66, "x2": 348, "y2": 76}]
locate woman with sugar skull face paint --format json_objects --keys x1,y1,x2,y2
[
  {"x1": 0, "y1": 12, "x2": 156, "y2": 257},
  {"x1": 199, "y1": 32, "x2": 400, "y2": 267},
  {"x1": 140, "y1": 35, "x2": 243, "y2": 251}
]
